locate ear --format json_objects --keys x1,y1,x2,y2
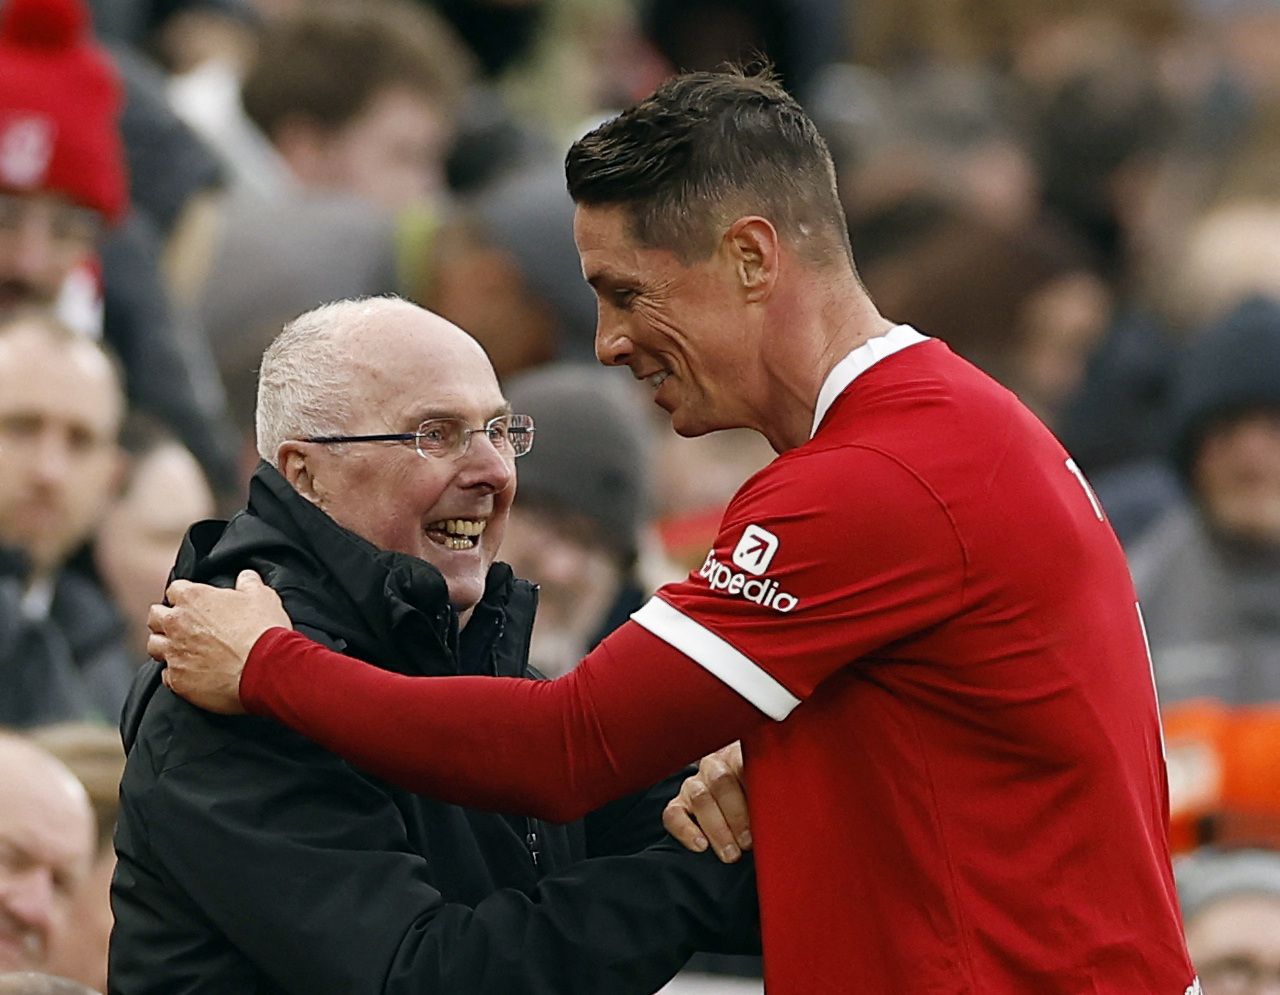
[
  {"x1": 724, "y1": 217, "x2": 779, "y2": 303},
  {"x1": 278, "y1": 442, "x2": 323, "y2": 506}
]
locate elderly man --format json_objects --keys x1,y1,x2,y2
[
  {"x1": 0, "y1": 313, "x2": 131, "y2": 727},
  {"x1": 0, "y1": 734, "x2": 95, "y2": 978},
  {"x1": 154, "y1": 72, "x2": 1195, "y2": 992},
  {"x1": 110, "y1": 297, "x2": 756, "y2": 994}
]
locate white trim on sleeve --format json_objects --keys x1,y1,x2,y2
[{"x1": 631, "y1": 597, "x2": 801, "y2": 721}]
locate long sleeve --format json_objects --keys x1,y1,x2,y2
[{"x1": 242, "y1": 618, "x2": 767, "y2": 822}]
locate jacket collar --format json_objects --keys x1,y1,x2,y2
[{"x1": 176, "y1": 462, "x2": 521, "y2": 677}]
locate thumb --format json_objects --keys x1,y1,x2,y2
[{"x1": 236, "y1": 569, "x2": 265, "y2": 591}]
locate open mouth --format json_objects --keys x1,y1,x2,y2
[
  {"x1": 424, "y1": 518, "x2": 486, "y2": 550},
  {"x1": 646, "y1": 370, "x2": 671, "y2": 390}
]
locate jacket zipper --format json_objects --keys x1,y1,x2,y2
[{"x1": 486, "y1": 605, "x2": 543, "y2": 871}]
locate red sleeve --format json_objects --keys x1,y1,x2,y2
[{"x1": 240, "y1": 621, "x2": 766, "y2": 822}]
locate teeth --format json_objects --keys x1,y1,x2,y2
[
  {"x1": 647, "y1": 371, "x2": 670, "y2": 389},
  {"x1": 427, "y1": 518, "x2": 486, "y2": 537},
  {"x1": 426, "y1": 519, "x2": 485, "y2": 549}
]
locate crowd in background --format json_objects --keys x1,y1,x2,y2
[{"x1": 0, "y1": 0, "x2": 1278, "y2": 991}]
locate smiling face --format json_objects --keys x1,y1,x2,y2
[
  {"x1": 280, "y1": 307, "x2": 515, "y2": 619},
  {"x1": 575, "y1": 204, "x2": 755, "y2": 438}
]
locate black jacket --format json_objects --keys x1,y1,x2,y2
[
  {"x1": 0, "y1": 548, "x2": 134, "y2": 729},
  {"x1": 109, "y1": 465, "x2": 757, "y2": 994}
]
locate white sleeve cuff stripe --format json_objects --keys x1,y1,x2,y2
[{"x1": 630, "y1": 597, "x2": 801, "y2": 722}]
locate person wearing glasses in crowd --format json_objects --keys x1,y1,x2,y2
[
  {"x1": 153, "y1": 71, "x2": 1196, "y2": 993},
  {"x1": 109, "y1": 296, "x2": 758, "y2": 994}
]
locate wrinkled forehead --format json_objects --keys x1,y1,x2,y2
[{"x1": 347, "y1": 317, "x2": 508, "y2": 426}]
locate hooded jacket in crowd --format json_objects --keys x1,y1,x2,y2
[
  {"x1": 1128, "y1": 295, "x2": 1280, "y2": 852},
  {"x1": 109, "y1": 464, "x2": 758, "y2": 994}
]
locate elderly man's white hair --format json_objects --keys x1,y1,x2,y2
[{"x1": 256, "y1": 296, "x2": 419, "y2": 465}]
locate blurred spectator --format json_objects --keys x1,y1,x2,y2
[
  {"x1": 501, "y1": 364, "x2": 654, "y2": 676},
  {"x1": 0, "y1": 975, "x2": 98, "y2": 995},
  {"x1": 0, "y1": 733, "x2": 95, "y2": 976},
  {"x1": 0, "y1": 0, "x2": 239, "y2": 499},
  {"x1": 27, "y1": 725, "x2": 124, "y2": 994},
  {"x1": 241, "y1": 0, "x2": 470, "y2": 212},
  {"x1": 1130, "y1": 296, "x2": 1280, "y2": 851},
  {"x1": 426, "y1": 161, "x2": 596, "y2": 378},
  {"x1": 1172, "y1": 199, "x2": 1280, "y2": 332},
  {"x1": 856, "y1": 200, "x2": 1110, "y2": 419},
  {"x1": 195, "y1": 194, "x2": 400, "y2": 452},
  {"x1": 0, "y1": 313, "x2": 131, "y2": 728},
  {"x1": 812, "y1": 63, "x2": 1040, "y2": 232},
  {"x1": 92, "y1": 415, "x2": 214, "y2": 658},
  {"x1": 652, "y1": 428, "x2": 775, "y2": 572},
  {"x1": 1177, "y1": 847, "x2": 1280, "y2": 994}
]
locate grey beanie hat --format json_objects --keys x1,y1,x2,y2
[
  {"x1": 1170, "y1": 294, "x2": 1280, "y2": 482},
  {"x1": 1175, "y1": 847, "x2": 1280, "y2": 920},
  {"x1": 505, "y1": 363, "x2": 652, "y2": 558},
  {"x1": 474, "y1": 162, "x2": 600, "y2": 362}
]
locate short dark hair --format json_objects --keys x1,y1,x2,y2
[
  {"x1": 242, "y1": 0, "x2": 470, "y2": 139},
  {"x1": 565, "y1": 68, "x2": 852, "y2": 266}
]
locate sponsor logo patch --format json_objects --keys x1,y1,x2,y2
[
  {"x1": 700, "y1": 528, "x2": 798, "y2": 614},
  {"x1": 731, "y1": 524, "x2": 779, "y2": 575}
]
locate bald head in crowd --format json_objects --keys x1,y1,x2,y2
[
  {"x1": 0, "y1": 735, "x2": 95, "y2": 975},
  {"x1": 0, "y1": 314, "x2": 124, "y2": 584}
]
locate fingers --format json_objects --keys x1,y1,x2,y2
[
  {"x1": 699, "y1": 755, "x2": 753, "y2": 852},
  {"x1": 165, "y1": 578, "x2": 195, "y2": 604},
  {"x1": 682, "y1": 773, "x2": 744, "y2": 863},
  {"x1": 663, "y1": 797, "x2": 709, "y2": 853},
  {"x1": 147, "y1": 602, "x2": 173, "y2": 635},
  {"x1": 236, "y1": 569, "x2": 264, "y2": 591},
  {"x1": 147, "y1": 630, "x2": 170, "y2": 664}
]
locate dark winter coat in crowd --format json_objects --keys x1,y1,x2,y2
[
  {"x1": 1130, "y1": 295, "x2": 1280, "y2": 705},
  {"x1": 0, "y1": 547, "x2": 135, "y2": 728},
  {"x1": 109, "y1": 464, "x2": 759, "y2": 995}
]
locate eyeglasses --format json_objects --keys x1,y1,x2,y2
[{"x1": 304, "y1": 413, "x2": 535, "y2": 460}]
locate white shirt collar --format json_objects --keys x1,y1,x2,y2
[{"x1": 810, "y1": 325, "x2": 929, "y2": 439}]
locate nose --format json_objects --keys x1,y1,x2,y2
[
  {"x1": 456, "y1": 429, "x2": 515, "y2": 494},
  {"x1": 1, "y1": 211, "x2": 58, "y2": 285},
  {"x1": 594, "y1": 305, "x2": 632, "y2": 368},
  {"x1": 30, "y1": 428, "x2": 75, "y2": 489}
]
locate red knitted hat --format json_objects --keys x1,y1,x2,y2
[{"x1": 0, "y1": 0, "x2": 128, "y2": 222}]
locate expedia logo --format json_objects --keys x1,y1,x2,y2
[{"x1": 699, "y1": 543, "x2": 799, "y2": 614}]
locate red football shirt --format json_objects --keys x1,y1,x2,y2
[
  {"x1": 629, "y1": 328, "x2": 1193, "y2": 991},
  {"x1": 240, "y1": 328, "x2": 1197, "y2": 993}
]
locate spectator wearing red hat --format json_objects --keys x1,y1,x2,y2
[
  {"x1": 0, "y1": 0, "x2": 239, "y2": 500},
  {"x1": 0, "y1": 0, "x2": 126, "y2": 319}
]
